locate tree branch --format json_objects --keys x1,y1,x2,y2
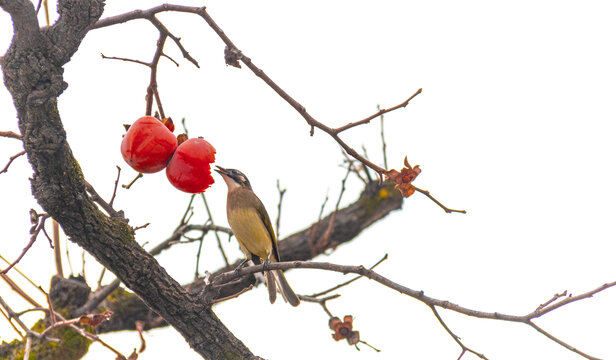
[
  {"x1": 0, "y1": 130, "x2": 23, "y2": 140},
  {"x1": 213, "y1": 260, "x2": 611, "y2": 359},
  {"x1": 1, "y1": 1, "x2": 252, "y2": 358}
]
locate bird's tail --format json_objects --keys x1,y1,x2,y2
[
  {"x1": 266, "y1": 270, "x2": 277, "y2": 304},
  {"x1": 273, "y1": 269, "x2": 300, "y2": 307}
]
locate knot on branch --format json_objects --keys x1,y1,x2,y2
[{"x1": 50, "y1": 275, "x2": 91, "y2": 314}]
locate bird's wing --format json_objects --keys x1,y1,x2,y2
[{"x1": 254, "y1": 195, "x2": 281, "y2": 262}]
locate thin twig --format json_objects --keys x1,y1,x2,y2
[
  {"x1": 275, "y1": 180, "x2": 286, "y2": 238},
  {"x1": 310, "y1": 254, "x2": 388, "y2": 298},
  {"x1": 96, "y1": 268, "x2": 106, "y2": 291},
  {"x1": 146, "y1": 33, "x2": 167, "y2": 117},
  {"x1": 193, "y1": 230, "x2": 208, "y2": 278},
  {"x1": 0, "y1": 273, "x2": 42, "y2": 308},
  {"x1": 299, "y1": 294, "x2": 340, "y2": 318},
  {"x1": 334, "y1": 163, "x2": 353, "y2": 211},
  {"x1": 85, "y1": 181, "x2": 120, "y2": 218},
  {"x1": 333, "y1": 89, "x2": 422, "y2": 134},
  {"x1": 536, "y1": 290, "x2": 567, "y2": 311},
  {"x1": 526, "y1": 320, "x2": 600, "y2": 360},
  {"x1": 46, "y1": 292, "x2": 56, "y2": 326},
  {"x1": 122, "y1": 172, "x2": 143, "y2": 189},
  {"x1": 0, "y1": 304, "x2": 24, "y2": 338},
  {"x1": 0, "y1": 295, "x2": 32, "y2": 335},
  {"x1": 430, "y1": 305, "x2": 487, "y2": 359},
  {"x1": 101, "y1": 53, "x2": 151, "y2": 66},
  {"x1": 23, "y1": 334, "x2": 32, "y2": 360},
  {"x1": 65, "y1": 235, "x2": 74, "y2": 275},
  {"x1": 76, "y1": 279, "x2": 121, "y2": 315},
  {"x1": 0, "y1": 150, "x2": 26, "y2": 174},
  {"x1": 378, "y1": 105, "x2": 388, "y2": 170},
  {"x1": 0, "y1": 254, "x2": 45, "y2": 306},
  {"x1": 132, "y1": 223, "x2": 150, "y2": 232},
  {"x1": 147, "y1": 15, "x2": 199, "y2": 68},
  {"x1": 200, "y1": 193, "x2": 229, "y2": 268},
  {"x1": 412, "y1": 185, "x2": 467, "y2": 214},
  {"x1": 0, "y1": 131, "x2": 22, "y2": 140},
  {"x1": 211, "y1": 284, "x2": 254, "y2": 305},
  {"x1": 1, "y1": 214, "x2": 50, "y2": 274},
  {"x1": 317, "y1": 191, "x2": 329, "y2": 221},
  {"x1": 81, "y1": 250, "x2": 86, "y2": 283},
  {"x1": 162, "y1": 52, "x2": 180, "y2": 66},
  {"x1": 109, "y1": 166, "x2": 122, "y2": 208},
  {"x1": 52, "y1": 219, "x2": 63, "y2": 277}
]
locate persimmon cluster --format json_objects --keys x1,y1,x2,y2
[{"x1": 120, "y1": 116, "x2": 216, "y2": 193}]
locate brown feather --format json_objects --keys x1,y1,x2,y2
[{"x1": 225, "y1": 184, "x2": 299, "y2": 306}]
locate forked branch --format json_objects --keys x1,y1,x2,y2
[{"x1": 211, "y1": 260, "x2": 613, "y2": 360}]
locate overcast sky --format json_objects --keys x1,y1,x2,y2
[{"x1": 1, "y1": 1, "x2": 616, "y2": 359}]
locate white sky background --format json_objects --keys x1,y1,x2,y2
[{"x1": 1, "y1": 1, "x2": 616, "y2": 359}]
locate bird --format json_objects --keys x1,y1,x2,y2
[{"x1": 215, "y1": 165, "x2": 300, "y2": 307}]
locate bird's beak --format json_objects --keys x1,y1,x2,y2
[{"x1": 214, "y1": 165, "x2": 227, "y2": 175}]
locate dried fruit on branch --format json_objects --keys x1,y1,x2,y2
[
  {"x1": 78, "y1": 310, "x2": 113, "y2": 327},
  {"x1": 329, "y1": 315, "x2": 360, "y2": 345},
  {"x1": 384, "y1": 156, "x2": 421, "y2": 197}
]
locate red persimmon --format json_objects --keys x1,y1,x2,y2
[
  {"x1": 120, "y1": 116, "x2": 178, "y2": 173},
  {"x1": 166, "y1": 137, "x2": 216, "y2": 193}
]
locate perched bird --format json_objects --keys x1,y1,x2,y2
[{"x1": 215, "y1": 166, "x2": 300, "y2": 306}]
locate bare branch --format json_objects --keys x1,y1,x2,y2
[
  {"x1": 333, "y1": 89, "x2": 422, "y2": 134},
  {"x1": 379, "y1": 105, "x2": 388, "y2": 170},
  {"x1": 536, "y1": 290, "x2": 567, "y2": 312},
  {"x1": 0, "y1": 131, "x2": 22, "y2": 140},
  {"x1": 200, "y1": 193, "x2": 229, "y2": 268},
  {"x1": 412, "y1": 185, "x2": 467, "y2": 214},
  {"x1": 212, "y1": 260, "x2": 611, "y2": 359},
  {"x1": 108, "y1": 166, "x2": 122, "y2": 208},
  {"x1": 310, "y1": 254, "x2": 388, "y2": 298},
  {"x1": 0, "y1": 150, "x2": 26, "y2": 174},
  {"x1": 147, "y1": 15, "x2": 199, "y2": 68},
  {"x1": 101, "y1": 53, "x2": 151, "y2": 67},
  {"x1": 85, "y1": 181, "x2": 123, "y2": 219},
  {"x1": 0, "y1": 273, "x2": 42, "y2": 308},
  {"x1": 52, "y1": 219, "x2": 63, "y2": 277},
  {"x1": 122, "y1": 172, "x2": 143, "y2": 189},
  {"x1": 430, "y1": 305, "x2": 487, "y2": 360},
  {"x1": 275, "y1": 180, "x2": 286, "y2": 238},
  {"x1": 1, "y1": 213, "x2": 50, "y2": 274},
  {"x1": 526, "y1": 320, "x2": 600, "y2": 360}
]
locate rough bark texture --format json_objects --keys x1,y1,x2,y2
[{"x1": 0, "y1": 0, "x2": 252, "y2": 358}]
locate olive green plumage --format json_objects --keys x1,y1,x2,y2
[{"x1": 216, "y1": 166, "x2": 300, "y2": 307}]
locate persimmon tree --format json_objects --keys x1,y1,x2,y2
[{"x1": 0, "y1": 1, "x2": 613, "y2": 360}]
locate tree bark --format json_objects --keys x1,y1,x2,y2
[{"x1": 0, "y1": 0, "x2": 252, "y2": 358}]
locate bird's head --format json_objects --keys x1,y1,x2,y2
[{"x1": 215, "y1": 166, "x2": 252, "y2": 190}]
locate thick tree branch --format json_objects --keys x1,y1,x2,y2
[{"x1": 1, "y1": 1, "x2": 252, "y2": 359}]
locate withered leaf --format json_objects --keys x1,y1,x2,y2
[
  {"x1": 384, "y1": 156, "x2": 421, "y2": 197},
  {"x1": 78, "y1": 310, "x2": 113, "y2": 327}
]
